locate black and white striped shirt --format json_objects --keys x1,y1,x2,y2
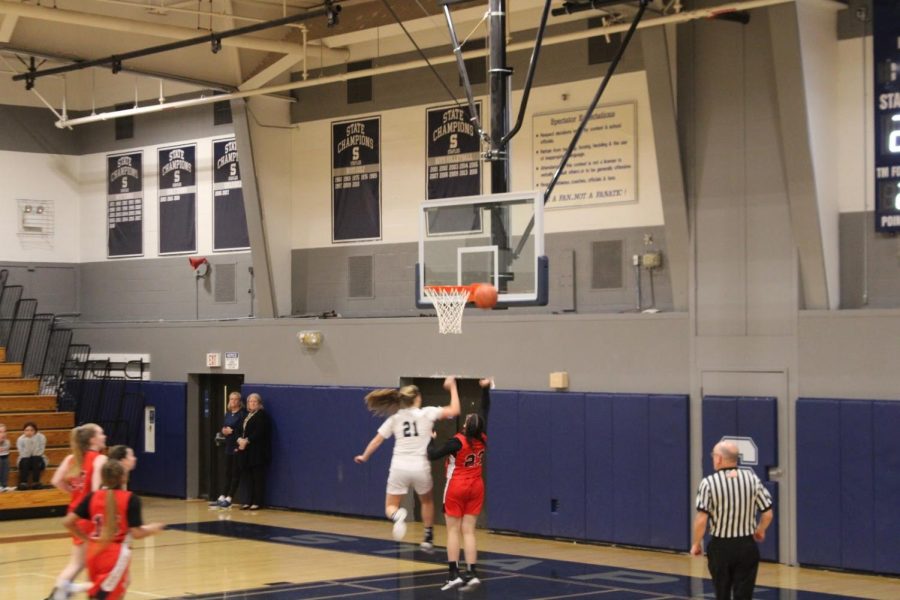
[{"x1": 696, "y1": 467, "x2": 773, "y2": 538}]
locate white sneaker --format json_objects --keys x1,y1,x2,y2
[
  {"x1": 209, "y1": 495, "x2": 225, "y2": 507},
  {"x1": 390, "y1": 507, "x2": 407, "y2": 541},
  {"x1": 419, "y1": 540, "x2": 434, "y2": 552},
  {"x1": 462, "y1": 576, "x2": 481, "y2": 590},
  {"x1": 440, "y1": 576, "x2": 465, "y2": 591}
]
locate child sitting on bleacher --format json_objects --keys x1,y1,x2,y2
[
  {"x1": 16, "y1": 421, "x2": 47, "y2": 490},
  {"x1": 0, "y1": 423, "x2": 9, "y2": 491}
]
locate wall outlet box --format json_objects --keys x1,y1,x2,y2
[
  {"x1": 206, "y1": 352, "x2": 221, "y2": 368},
  {"x1": 641, "y1": 251, "x2": 663, "y2": 269},
  {"x1": 549, "y1": 371, "x2": 569, "y2": 389}
]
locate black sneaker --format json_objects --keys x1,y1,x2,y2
[{"x1": 440, "y1": 576, "x2": 465, "y2": 591}]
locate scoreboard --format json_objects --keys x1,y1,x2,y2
[{"x1": 874, "y1": 0, "x2": 900, "y2": 232}]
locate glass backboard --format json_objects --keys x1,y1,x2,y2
[{"x1": 417, "y1": 191, "x2": 548, "y2": 308}]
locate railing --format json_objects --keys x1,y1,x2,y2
[{"x1": 0, "y1": 270, "x2": 145, "y2": 448}]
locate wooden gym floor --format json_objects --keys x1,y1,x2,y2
[{"x1": 1, "y1": 498, "x2": 898, "y2": 599}]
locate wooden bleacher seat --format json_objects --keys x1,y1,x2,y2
[{"x1": 0, "y1": 346, "x2": 72, "y2": 520}]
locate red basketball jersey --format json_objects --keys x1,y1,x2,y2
[
  {"x1": 87, "y1": 489, "x2": 133, "y2": 544},
  {"x1": 67, "y1": 450, "x2": 101, "y2": 513},
  {"x1": 446, "y1": 433, "x2": 486, "y2": 482}
]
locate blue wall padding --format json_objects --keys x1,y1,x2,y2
[
  {"x1": 549, "y1": 393, "x2": 585, "y2": 539},
  {"x1": 583, "y1": 394, "x2": 615, "y2": 542},
  {"x1": 736, "y1": 397, "x2": 777, "y2": 479},
  {"x1": 873, "y1": 401, "x2": 900, "y2": 574},
  {"x1": 701, "y1": 396, "x2": 737, "y2": 478},
  {"x1": 128, "y1": 381, "x2": 186, "y2": 498},
  {"x1": 245, "y1": 384, "x2": 386, "y2": 518},
  {"x1": 612, "y1": 394, "x2": 650, "y2": 545},
  {"x1": 796, "y1": 397, "x2": 900, "y2": 576},
  {"x1": 485, "y1": 391, "x2": 521, "y2": 532},
  {"x1": 759, "y1": 481, "x2": 778, "y2": 562},
  {"x1": 517, "y1": 393, "x2": 554, "y2": 536},
  {"x1": 701, "y1": 395, "x2": 778, "y2": 560},
  {"x1": 796, "y1": 398, "x2": 842, "y2": 567},
  {"x1": 648, "y1": 395, "x2": 690, "y2": 550},
  {"x1": 839, "y1": 400, "x2": 875, "y2": 571}
]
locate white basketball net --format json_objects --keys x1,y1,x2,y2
[{"x1": 424, "y1": 286, "x2": 470, "y2": 335}]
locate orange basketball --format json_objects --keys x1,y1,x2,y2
[{"x1": 473, "y1": 284, "x2": 498, "y2": 309}]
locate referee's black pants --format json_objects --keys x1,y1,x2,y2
[{"x1": 707, "y1": 536, "x2": 760, "y2": 600}]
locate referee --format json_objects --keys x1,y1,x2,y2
[{"x1": 690, "y1": 441, "x2": 774, "y2": 600}]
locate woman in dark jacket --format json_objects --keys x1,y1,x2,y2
[
  {"x1": 212, "y1": 392, "x2": 247, "y2": 508},
  {"x1": 236, "y1": 393, "x2": 271, "y2": 510}
]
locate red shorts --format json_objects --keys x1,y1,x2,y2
[
  {"x1": 72, "y1": 517, "x2": 93, "y2": 546},
  {"x1": 443, "y1": 477, "x2": 484, "y2": 518},
  {"x1": 87, "y1": 542, "x2": 131, "y2": 600}
]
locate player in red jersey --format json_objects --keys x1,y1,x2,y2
[
  {"x1": 428, "y1": 407, "x2": 488, "y2": 592},
  {"x1": 63, "y1": 460, "x2": 164, "y2": 600},
  {"x1": 48, "y1": 424, "x2": 108, "y2": 600}
]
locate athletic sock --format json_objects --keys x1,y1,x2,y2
[
  {"x1": 424, "y1": 526, "x2": 434, "y2": 543},
  {"x1": 448, "y1": 561, "x2": 459, "y2": 577}
]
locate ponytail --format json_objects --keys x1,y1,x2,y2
[
  {"x1": 364, "y1": 385, "x2": 419, "y2": 417},
  {"x1": 68, "y1": 424, "x2": 99, "y2": 478},
  {"x1": 463, "y1": 413, "x2": 485, "y2": 444},
  {"x1": 99, "y1": 460, "x2": 126, "y2": 545}
]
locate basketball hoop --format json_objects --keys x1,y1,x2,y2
[{"x1": 424, "y1": 285, "x2": 474, "y2": 334}]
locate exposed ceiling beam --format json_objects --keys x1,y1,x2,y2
[
  {"x1": 0, "y1": 0, "x2": 346, "y2": 59},
  {"x1": 239, "y1": 53, "x2": 302, "y2": 90},
  {"x1": 55, "y1": 0, "x2": 798, "y2": 129}
]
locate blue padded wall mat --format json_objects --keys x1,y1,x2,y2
[
  {"x1": 548, "y1": 392, "x2": 586, "y2": 540},
  {"x1": 796, "y1": 398, "x2": 841, "y2": 567},
  {"x1": 648, "y1": 394, "x2": 690, "y2": 550},
  {"x1": 128, "y1": 381, "x2": 186, "y2": 498},
  {"x1": 485, "y1": 391, "x2": 521, "y2": 532},
  {"x1": 584, "y1": 393, "x2": 615, "y2": 543},
  {"x1": 873, "y1": 401, "x2": 900, "y2": 574}
]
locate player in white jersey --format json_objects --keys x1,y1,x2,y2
[{"x1": 355, "y1": 377, "x2": 460, "y2": 550}]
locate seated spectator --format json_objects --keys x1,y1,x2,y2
[
  {"x1": 0, "y1": 423, "x2": 9, "y2": 492},
  {"x1": 17, "y1": 421, "x2": 47, "y2": 489}
]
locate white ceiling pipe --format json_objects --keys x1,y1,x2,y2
[
  {"x1": 55, "y1": 0, "x2": 796, "y2": 128},
  {"x1": 0, "y1": 0, "x2": 348, "y2": 61}
]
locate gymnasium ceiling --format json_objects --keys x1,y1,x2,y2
[
  {"x1": 0, "y1": 0, "x2": 683, "y2": 115},
  {"x1": 0, "y1": 0, "x2": 842, "y2": 119}
]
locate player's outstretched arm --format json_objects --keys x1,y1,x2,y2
[
  {"x1": 440, "y1": 376, "x2": 460, "y2": 419},
  {"x1": 52, "y1": 455, "x2": 74, "y2": 492},
  {"x1": 131, "y1": 523, "x2": 165, "y2": 539},
  {"x1": 355, "y1": 434, "x2": 385, "y2": 463}
]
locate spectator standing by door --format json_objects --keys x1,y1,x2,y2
[{"x1": 236, "y1": 393, "x2": 271, "y2": 510}]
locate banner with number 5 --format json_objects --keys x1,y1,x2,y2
[{"x1": 213, "y1": 138, "x2": 250, "y2": 251}]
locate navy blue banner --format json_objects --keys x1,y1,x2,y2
[
  {"x1": 426, "y1": 103, "x2": 482, "y2": 200},
  {"x1": 874, "y1": 0, "x2": 900, "y2": 232},
  {"x1": 213, "y1": 138, "x2": 250, "y2": 250},
  {"x1": 158, "y1": 144, "x2": 197, "y2": 255},
  {"x1": 332, "y1": 117, "x2": 381, "y2": 242},
  {"x1": 106, "y1": 151, "x2": 143, "y2": 258}
]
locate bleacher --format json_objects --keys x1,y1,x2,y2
[{"x1": 0, "y1": 268, "x2": 84, "y2": 520}]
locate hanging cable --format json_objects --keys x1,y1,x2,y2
[{"x1": 379, "y1": 0, "x2": 461, "y2": 107}]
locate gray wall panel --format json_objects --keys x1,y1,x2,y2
[
  {"x1": 291, "y1": 226, "x2": 673, "y2": 317},
  {"x1": 839, "y1": 212, "x2": 900, "y2": 309},
  {"x1": 0, "y1": 262, "x2": 79, "y2": 314},
  {"x1": 0, "y1": 105, "x2": 81, "y2": 155},
  {"x1": 68, "y1": 312, "x2": 690, "y2": 393},
  {"x1": 78, "y1": 255, "x2": 253, "y2": 321}
]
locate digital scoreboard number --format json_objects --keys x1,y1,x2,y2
[{"x1": 874, "y1": 0, "x2": 900, "y2": 232}]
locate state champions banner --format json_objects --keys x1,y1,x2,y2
[
  {"x1": 158, "y1": 144, "x2": 196, "y2": 255},
  {"x1": 874, "y1": 0, "x2": 900, "y2": 232},
  {"x1": 332, "y1": 116, "x2": 381, "y2": 242},
  {"x1": 107, "y1": 151, "x2": 143, "y2": 258},
  {"x1": 426, "y1": 102, "x2": 482, "y2": 200},
  {"x1": 213, "y1": 138, "x2": 250, "y2": 251}
]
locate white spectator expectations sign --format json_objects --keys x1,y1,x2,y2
[
  {"x1": 224, "y1": 352, "x2": 240, "y2": 370},
  {"x1": 532, "y1": 102, "x2": 636, "y2": 208}
]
